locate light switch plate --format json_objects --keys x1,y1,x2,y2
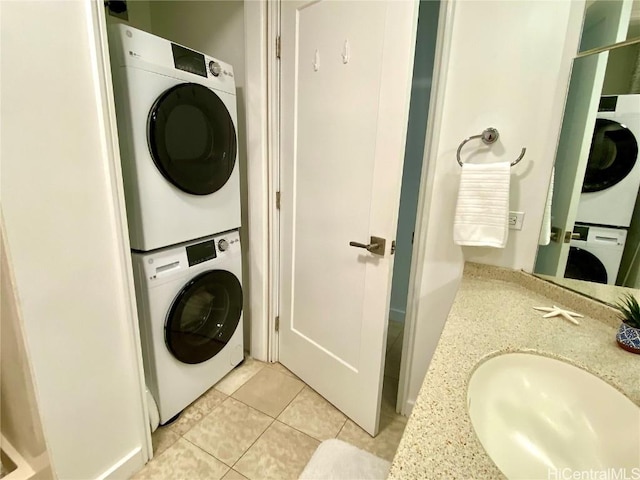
[{"x1": 509, "y1": 211, "x2": 525, "y2": 230}]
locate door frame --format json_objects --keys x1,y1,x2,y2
[
  {"x1": 397, "y1": 0, "x2": 455, "y2": 415},
  {"x1": 266, "y1": 0, "x2": 281, "y2": 362},
  {"x1": 88, "y1": 0, "x2": 153, "y2": 463}
]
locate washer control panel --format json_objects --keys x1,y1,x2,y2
[
  {"x1": 215, "y1": 232, "x2": 240, "y2": 253},
  {"x1": 186, "y1": 239, "x2": 217, "y2": 266},
  {"x1": 209, "y1": 61, "x2": 221, "y2": 77}
]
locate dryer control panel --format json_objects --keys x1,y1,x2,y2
[{"x1": 108, "y1": 24, "x2": 236, "y2": 95}]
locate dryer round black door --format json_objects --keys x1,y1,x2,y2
[
  {"x1": 564, "y1": 247, "x2": 608, "y2": 284},
  {"x1": 165, "y1": 270, "x2": 242, "y2": 364},
  {"x1": 582, "y1": 118, "x2": 638, "y2": 193},
  {"x1": 148, "y1": 83, "x2": 237, "y2": 196}
]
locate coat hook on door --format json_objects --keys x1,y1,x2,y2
[
  {"x1": 313, "y1": 49, "x2": 320, "y2": 72},
  {"x1": 342, "y1": 39, "x2": 350, "y2": 64}
]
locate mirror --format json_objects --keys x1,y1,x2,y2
[
  {"x1": 579, "y1": 0, "x2": 640, "y2": 52},
  {"x1": 533, "y1": 0, "x2": 640, "y2": 306}
]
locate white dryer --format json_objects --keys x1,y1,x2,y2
[
  {"x1": 576, "y1": 95, "x2": 640, "y2": 227},
  {"x1": 564, "y1": 224, "x2": 627, "y2": 285},
  {"x1": 132, "y1": 230, "x2": 244, "y2": 424},
  {"x1": 109, "y1": 25, "x2": 240, "y2": 251}
]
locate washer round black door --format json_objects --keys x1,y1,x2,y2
[
  {"x1": 148, "y1": 83, "x2": 237, "y2": 196},
  {"x1": 564, "y1": 247, "x2": 608, "y2": 284},
  {"x1": 165, "y1": 270, "x2": 242, "y2": 364},
  {"x1": 582, "y1": 118, "x2": 638, "y2": 193}
]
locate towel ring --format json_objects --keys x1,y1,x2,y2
[{"x1": 456, "y1": 127, "x2": 526, "y2": 167}]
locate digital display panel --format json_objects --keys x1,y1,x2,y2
[
  {"x1": 598, "y1": 96, "x2": 617, "y2": 112},
  {"x1": 186, "y1": 240, "x2": 216, "y2": 266},
  {"x1": 172, "y1": 43, "x2": 207, "y2": 78}
]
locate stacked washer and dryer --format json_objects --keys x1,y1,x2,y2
[
  {"x1": 109, "y1": 25, "x2": 244, "y2": 424},
  {"x1": 565, "y1": 95, "x2": 640, "y2": 285}
]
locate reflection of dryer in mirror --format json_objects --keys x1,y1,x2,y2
[
  {"x1": 576, "y1": 95, "x2": 640, "y2": 228},
  {"x1": 131, "y1": 230, "x2": 244, "y2": 424},
  {"x1": 564, "y1": 224, "x2": 627, "y2": 285},
  {"x1": 108, "y1": 25, "x2": 240, "y2": 251}
]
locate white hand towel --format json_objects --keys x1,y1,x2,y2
[
  {"x1": 454, "y1": 162, "x2": 510, "y2": 248},
  {"x1": 538, "y1": 167, "x2": 554, "y2": 246}
]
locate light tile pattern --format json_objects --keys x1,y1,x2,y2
[
  {"x1": 277, "y1": 386, "x2": 347, "y2": 441},
  {"x1": 214, "y1": 357, "x2": 265, "y2": 395},
  {"x1": 133, "y1": 438, "x2": 228, "y2": 480},
  {"x1": 221, "y1": 469, "x2": 249, "y2": 480},
  {"x1": 150, "y1": 427, "x2": 180, "y2": 456},
  {"x1": 337, "y1": 417, "x2": 408, "y2": 462},
  {"x1": 137, "y1": 352, "x2": 407, "y2": 480},
  {"x1": 231, "y1": 367, "x2": 304, "y2": 417},
  {"x1": 381, "y1": 374, "x2": 404, "y2": 419},
  {"x1": 184, "y1": 398, "x2": 272, "y2": 466},
  {"x1": 234, "y1": 421, "x2": 320, "y2": 480},
  {"x1": 167, "y1": 387, "x2": 227, "y2": 436},
  {"x1": 265, "y1": 361, "x2": 299, "y2": 380}
]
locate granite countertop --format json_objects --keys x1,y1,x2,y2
[{"x1": 388, "y1": 263, "x2": 640, "y2": 480}]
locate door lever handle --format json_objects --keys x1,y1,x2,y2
[
  {"x1": 349, "y1": 241, "x2": 379, "y2": 250},
  {"x1": 349, "y1": 236, "x2": 385, "y2": 256}
]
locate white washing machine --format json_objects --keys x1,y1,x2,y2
[
  {"x1": 564, "y1": 224, "x2": 627, "y2": 285},
  {"x1": 109, "y1": 25, "x2": 240, "y2": 251},
  {"x1": 576, "y1": 95, "x2": 640, "y2": 227},
  {"x1": 132, "y1": 230, "x2": 244, "y2": 423}
]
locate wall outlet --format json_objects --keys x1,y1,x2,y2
[{"x1": 509, "y1": 211, "x2": 525, "y2": 230}]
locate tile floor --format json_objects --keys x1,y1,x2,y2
[{"x1": 134, "y1": 320, "x2": 406, "y2": 480}]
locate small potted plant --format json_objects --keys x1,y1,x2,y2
[{"x1": 615, "y1": 293, "x2": 640, "y2": 355}]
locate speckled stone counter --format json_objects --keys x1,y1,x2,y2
[{"x1": 388, "y1": 263, "x2": 640, "y2": 480}]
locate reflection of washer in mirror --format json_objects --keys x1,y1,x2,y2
[
  {"x1": 582, "y1": 118, "x2": 638, "y2": 193},
  {"x1": 565, "y1": 247, "x2": 608, "y2": 284},
  {"x1": 564, "y1": 224, "x2": 626, "y2": 286},
  {"x1": 576, "y1": 95, "x2": 640, "y2": 228}
]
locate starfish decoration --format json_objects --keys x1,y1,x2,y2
[{"x1": 533, "y1": 306, "x2": 583, "y2": 325}]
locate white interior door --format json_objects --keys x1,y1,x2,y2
[
  {"x1": 278, "y1": 0, "x2": 418, "y2": 436},
  {"x1": 535, "y1": 0, "x2": 631, "y2": 277}
]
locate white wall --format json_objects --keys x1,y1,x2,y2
[
  {"x1": 404, "y1": 0, "x2": 584, "y2": 406},
  {"x1": 448, "y1": 2, "x2": 584, "y2": 273},
  {"x1": 0, "y1": 2, "x2": 148, "y2": 478},
  {"x1": 105, "y1": 0, "x2": 152, "y2": 32},
  {"x1": 602, "y1": 41, "x2": 640, "y2": 94},
  {"x1": 147, "y1": 0, "x2": 255, "y2": 352}
]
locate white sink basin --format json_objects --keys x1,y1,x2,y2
[{"x1": 467, "y1": 353, "x2": 640, "y2": 480}]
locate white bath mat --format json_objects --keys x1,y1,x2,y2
[{"x1": 299, "y1": 439, "x2": 391, "y2": 480}]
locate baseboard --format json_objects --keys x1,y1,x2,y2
[
  {"x1": 389, "y1": 308, "x2": 406, "y2": 323},
  {"x1": 401, "y1": 398, "x2": 415, "y2": 417},
  {"x1": 98, "y1": 446, "x2": 146, "y2": 480}
]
